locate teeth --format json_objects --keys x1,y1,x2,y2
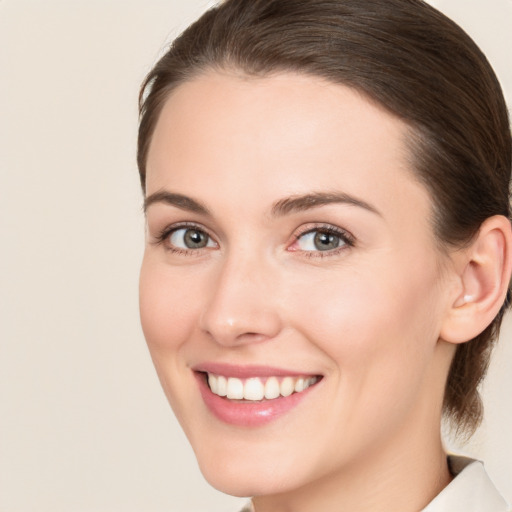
[
  {"x1": 207, "y1": 373, "x2": 318, "y2": 401},
  {"x1": 226, "y1": 377, "x2": 244, "y2": 399},
  {"x1": 244, "y1": 378, "x2": 265, "y2": 400},
  {"x1": 280, "y1": 377, "x2": 294, "y2": 397},
  {"x1": 217, "y1": 375, "x2": 227, "y2": 396},
  {"x1": 264, "y1": 377, "x2": 280, "y2": 399},
  {"x1": 208, "y1": 373, "x2": 218, "y2": 394}
]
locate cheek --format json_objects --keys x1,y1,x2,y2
[
  {"x1": 139, "y1": 256, "x2": 207, "y2": 425},
  {"x1": 288, "y1": 258, "x2": 444, "y2": 402},
  {"x1": 139, "y1": 256, "x2": 200, "y2": 356},
  {"x1": 299, "y1": 252, "x2": 441, "y2": 346}
]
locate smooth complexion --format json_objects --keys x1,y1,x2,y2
[{"x1": 140, "y1": 71, "x2": 464, "y2": 512}]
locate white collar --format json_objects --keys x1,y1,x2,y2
[{"x1": 421, "y1": 455, "x2": 510, "y2": 512}]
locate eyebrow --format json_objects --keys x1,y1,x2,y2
[
  {"x1": 143, "y1": 190, "x2": 210, "y2": 215},
  {"x1": 143, "y1": 189, "x2": 380, "y2": 218},
  {"x1": 271, "y1": 192, "x2": 381, "y2": 217}
]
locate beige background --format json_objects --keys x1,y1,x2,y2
[{"x1": 1, "y1": 1, "x2": 511, "y2": 511}]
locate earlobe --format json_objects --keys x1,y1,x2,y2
[{"x1": 440, "y1": 215, "x2": 512, "y2": 344}]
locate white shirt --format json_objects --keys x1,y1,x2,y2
[
  {"x1": 240, "y1": 456, "x2": 510, "y2": 512},
  {"x1": 422, "y1": 455, "x2": 510, "y2": 511}
]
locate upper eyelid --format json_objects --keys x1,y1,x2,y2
[
  {"x1": 153, "y1": 221, "x2": 216, "y2": 244},
  {"x1": 159, "y1": 221, "x2": 211, "y2": 234},
  {"x1": 293, "y1": 223, "x2": 355, "y2": 242}
]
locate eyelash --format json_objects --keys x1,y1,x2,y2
[
  {"x1": 153, "y1": 222, "x2": 216, "y2": 256},
  {"x1": 291, "y1": 224, "x2": 355, "y2": 258},
  {"x1": 152, "y1": 222, "x2": 355, "y2": 257}
]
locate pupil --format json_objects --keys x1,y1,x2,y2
[
  {"x1": 185, "y1": 229, "x2": 207, "y2": 248},
  {"x1": 314, "y1": 232, "x2": 339, "y2": 251}
]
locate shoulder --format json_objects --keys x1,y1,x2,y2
[{"x1": 422, "y1": 455, "x2": 510, "y2": 512}]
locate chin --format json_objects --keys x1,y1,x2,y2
[
  {"x1": 199, "y1": 461, "x2": 293, "y2": 498},
  {"x1": 192, "y1": 435, "x2": 322, "y2": 498}
]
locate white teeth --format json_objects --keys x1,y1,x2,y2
[
  {"x1": 226, "y1": 377, "x2": 244, "y2": 399},
  {"x1": 280, "y1": 376, "x2": 295, "y2": 397},
  {"x1": 217, "y1": 375, "x2": 227, "y2": 397},
  {"x1": 264, "y1": 376, "x2": 280, "y2": 399},
  {"x1": 208, "y1": 374, "x2": 218, "y2": 394},
  {"x1": 207, "y1": 373, "x2": 319, "y2": 401},
  {"x1": 244, "y1": 378, "x2": 265, "y2": 400}
]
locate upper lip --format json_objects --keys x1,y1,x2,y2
[{"x1": 192, "y1": 362, "x2": 320, "y2": 379}]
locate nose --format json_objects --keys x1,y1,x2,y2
[{"x1": 199, "y1": 251, "x2": 282, "y2": 347}]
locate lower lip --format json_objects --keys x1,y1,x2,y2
[{"x1": 196, "y1": 373, "x2": 318, "y2": 427}]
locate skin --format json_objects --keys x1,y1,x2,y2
[{"x1": 140, "y1": 71, "x2": 462, "y2": 512}]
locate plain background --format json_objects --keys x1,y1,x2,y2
[{"x1": 1, "y1": 1, "x2": 511, "y2": 511}]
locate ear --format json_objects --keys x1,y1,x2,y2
[{"x1": 440, "y1": 215, "x2": 512, "y2": 344}]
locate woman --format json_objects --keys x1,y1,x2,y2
[{"x1": 137, "y1": 0, "x2": 512, "y2": 510}]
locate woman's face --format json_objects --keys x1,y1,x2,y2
[{"x1": 140, "y1": 72, "x2": 456, "y2": 497}]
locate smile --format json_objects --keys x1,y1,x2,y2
[
  {"x1": 194, "y1": 365, "x2": 323, "y2": 427},
  {"x1": 207, "y1": 373, "x2": 319, "y2": 401}
]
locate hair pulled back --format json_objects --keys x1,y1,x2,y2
[{"x1": 138, "y1": 0, "x2": 512, "y2": 437}]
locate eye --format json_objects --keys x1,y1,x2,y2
[
  {"x1": 168, "y1": 227, "x2": 216, "y2": 250},
  {"x1": 290, "y1": 226, "x2": 354, "y2": 254}
]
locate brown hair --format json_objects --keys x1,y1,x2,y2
[{"x1": 137, "y1": 0, "x2": 511, "y2": 436}]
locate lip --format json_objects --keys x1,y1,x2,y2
[
  {"x1": 193, "y1": 362, "x2": 318, "y2": 379},
  {"x1": 193, "y1": 363, "x2": 321, "y2": 427}
]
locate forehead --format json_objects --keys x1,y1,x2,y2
[
  {"x1": 146, "y1": 70, "x2": 432, "y2": 229},
  {"x1": 149, "y1": 70, "x2": 407, "y2": 168}
]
